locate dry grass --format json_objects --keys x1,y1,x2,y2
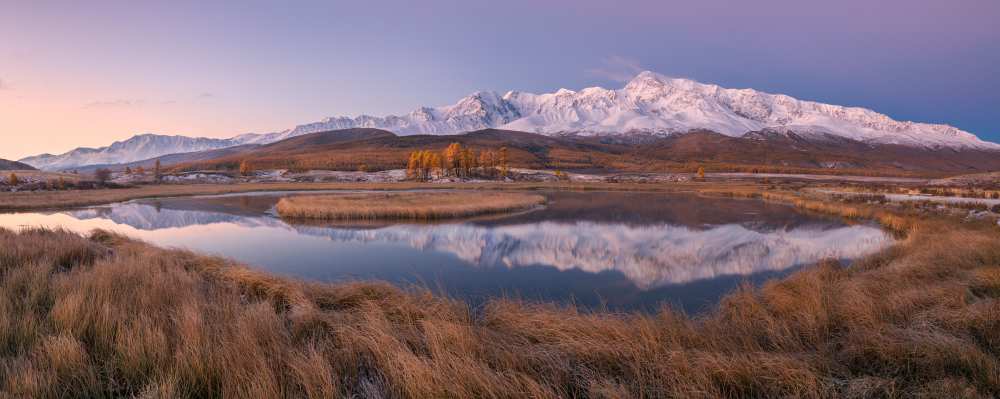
[
  {"x1": 275, "y1": 192, "x2": 546, "y2": 221},
  {"x1": 0, "y1": 170, "x2": 82, "y2": 182},
  {"x1": 3, "y1": 186, "x2": 1000, "y2": 397}
]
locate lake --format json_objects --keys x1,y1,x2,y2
[{"x1": 0, "y1": 190, "x2": 893, "y2": 313}]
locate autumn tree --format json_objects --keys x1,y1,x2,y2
[
  {"x1": 457, "y1": 148, "x2": 467, "y2": 177},
  {"x1": 460, "y1": 147, "x2": 475, "y2": 177},
  {"x1": 95, "y1": 168, "x2": 112, "y2": 184},
  {"x1": 430, "y1": 152, "x2": 443, "y2": 179},
  {"x1": 406, "y1": 151, "x2": 420, "y2": 180},
  {"x1": 478, "y1": 151, "x2": 493, "y2": 177},
  {"x1": 125, "y1": 166, "x2": 133, "y2": 175},
  {"x1": 697, "y1": 166, "x2": 706, "y2": 180},
  {"x1": 406, "y1": 146, "x2": 510, "y2": 181},
  {"x1": 8, "y1": 173, "x2": 18, "y2": 186},
  {"x1": 443, "y1": 143, "x2": 462, "y2": 176},
  {"x1": 239, "y1": 160, "x2": 254, "y2": 176},
  {"x1": 498, "y1": 147, "x2": 509, "y2": 178},
  {"x1": 56, "y1": 177, "x2": 66, "y2": 190},
  {"x1": 136, "y1": 166, "x2": 145, "y2": 175},
  {"x1": 154, "y1": 160, "x2": 163, "y2": 182},
  {"x1": 420, "y1": 151, "x2": 433, "y2": 180}
]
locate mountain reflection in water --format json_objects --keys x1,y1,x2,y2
[{"x1": 0, "y1": 191, "x2": 894, "y2": 312}]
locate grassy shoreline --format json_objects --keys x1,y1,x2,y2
[
  {"x1": 276, "y1": 192, "x2": 546, "y2": 221},
  {"x1": 2, "y1": 188, "x2": 1000, "y2": 397}
]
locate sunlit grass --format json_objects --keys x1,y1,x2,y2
[{"x1": 275, "y1": 191, "x2": 546, "y2": 221}]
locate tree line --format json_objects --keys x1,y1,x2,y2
[{"x1": 406, "y1": 143, "x2": 509, "y2": 181}]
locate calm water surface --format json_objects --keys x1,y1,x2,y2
[{"x1": 0, "y1": 191, "x2": 893, "y2": 313}]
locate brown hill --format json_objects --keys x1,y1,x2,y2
[
  {"x1": 170, "y1": 128, "x2": 1000, "y2": 177},
  {"x1": 174, "y1": 128, "x2": 627, "y2": 173},
  {"x1": 0, "y1": 158, "x2": 36, "y2": 171}
]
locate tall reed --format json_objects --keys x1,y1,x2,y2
[{"x1": 275, "y1": 192, "x2": 546, "y2": 221}]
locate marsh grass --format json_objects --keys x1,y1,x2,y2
[
  {"x1": 275, "y1": 192, "x2": 546, "y2": 221},
  {"x1": 3, "y1": 188, "x2": 1000, "y2": 397}
]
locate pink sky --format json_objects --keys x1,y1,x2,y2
[{"x1": 2, "y1": 0, "x2": 997, "y2": 160}]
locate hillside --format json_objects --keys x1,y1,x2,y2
[
  {"x1": 0, "y1": 158, "x2": 36, "y2": 171},
  {"x1": 171, "y1": 128, "x2": 1000, "y2": 177}
]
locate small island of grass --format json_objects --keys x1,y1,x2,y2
[{"x1": 275, "y1": 191, "x2": 546, "y2": 221}]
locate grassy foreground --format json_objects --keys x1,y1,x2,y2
[
  {"x1": 276, "y1": 192, "x2": 546, "y2": 221},
  {"x1": 2, "y1": 190, "x2": 1000, "y2": 398}
]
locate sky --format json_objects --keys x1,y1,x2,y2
[{"x1": 1, "y1": 0, "x2": 998, "y2": 160}]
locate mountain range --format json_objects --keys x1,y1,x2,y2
[{"x1": 18, "y1": 71, "x2": 1000, "y2": 172}]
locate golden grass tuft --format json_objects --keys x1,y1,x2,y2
[{"x1": 275, "y1": 191, "x2": 546, "y2": 221}]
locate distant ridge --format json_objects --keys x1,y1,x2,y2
[
  {"x1": 19, "y1": 134, "x2": 248, "y2": 171},
  {"x1": 0, "y1": 158, "x2": 35, "y2": 171}
]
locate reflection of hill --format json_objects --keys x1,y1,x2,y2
[
  {"x1": 292, "y1": 221, "x2": 892, "y2": 289},
  {"x1": 66, "y1": 204, "x2": 286, "y2": 230}
]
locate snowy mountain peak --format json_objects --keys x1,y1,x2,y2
[
  {"x1": 245, "y1": 70, "x2": 995, "y2": 150},
  {"x1": 624, "y1": 70, "x2": 667, "y2": 89}
]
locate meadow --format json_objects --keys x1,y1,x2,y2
[{"x1": 2, "y1": 186, "x2": 999, "y2": 397}]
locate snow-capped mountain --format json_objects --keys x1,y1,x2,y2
[
  {"x1": 256, "y1": 71, "x2": 997, "y2": 149},
  {"x1": 21, "y1": 70, "x2": 998, "y2": 170},
  {"x1": 20, "y1": 134, "x2": 250, "y2": 171}
]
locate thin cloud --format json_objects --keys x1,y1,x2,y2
[
  {"x1": 85, "y1": 93, "x2": 213, "y2": 108},
  {"x1": 84, "y1": 99, "x2": 145, "y2": 108},
  {"x1": 586, "y1": 56, "x2": 645, "y2": 82}
]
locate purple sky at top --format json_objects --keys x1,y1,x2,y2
[{"x1": 1, "y1": 0, "x2": 998, "y2": 158}]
